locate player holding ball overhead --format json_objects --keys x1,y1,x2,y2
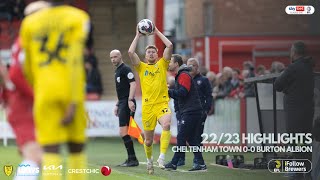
[
  {"x1": 137, "y1": 19, "x2": 155, "y2": 35},
  {"x1": 128, "y1": 19, "x2": 173, "y2": 174}
]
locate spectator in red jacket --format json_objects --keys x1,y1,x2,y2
[{"x1": 229, "y1": 75, "x2": 245, "y2": 98}]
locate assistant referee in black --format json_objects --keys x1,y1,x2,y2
[{"x1": 110, "y1": 49, "x2": 139, "y2": 167}]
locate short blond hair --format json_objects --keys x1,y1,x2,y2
[
  {"x1": 24, "y1": 1, "x2": 50, "y2": 16},
  {"x1": 145, "y1": 45, "x2": 158, "y2": 52}
]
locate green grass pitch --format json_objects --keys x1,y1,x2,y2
[{"x1": 0, "y1": 138, "x2": 286, "y2": 180}]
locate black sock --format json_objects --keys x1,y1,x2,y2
[{"x1": 122, "y1": 135, "x2": 136, "y2": 160}]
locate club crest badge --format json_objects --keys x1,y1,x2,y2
[{"x1": 4, "y1": 165, "x2": 13, "y2": 176}]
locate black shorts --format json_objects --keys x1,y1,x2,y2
[{"x1": 118, "y1": 99, "x2": 136, "y2": 127}]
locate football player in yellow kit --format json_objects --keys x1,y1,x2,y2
[
  {"x1": 20, "y1": 1, "x2": 90, "y2": 179},
  {"x1": 128, "y1": 25, "x2": 173, "y2": 174}
]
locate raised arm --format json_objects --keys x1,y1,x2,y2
[
  {"x1": 128, "y1": 27, "x2": 142, "y2": 66},
  {"x1": 154, "y1": 27, "x2": 173, "y2": 60}
]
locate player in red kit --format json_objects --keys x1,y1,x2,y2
[
  {"x1": 0, "y1": 37, "x2": 42, "y2": 180},
  {"x1": 0, "y1": 2, "x2": 50, "y2": 180}
]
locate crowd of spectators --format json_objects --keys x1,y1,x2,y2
[
  {"x1": 169, "y1": 59, "x2": 286, "y2": 101},
  {"x1": 0, "y1": 0, "x2": 26, "y2": 21},
  {"x1": 205, "y1": 60, "x2": 285, "y2": 101}
]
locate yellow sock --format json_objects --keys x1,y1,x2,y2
[
  {"x1": 67, "y1": 153, "x2": 87, "y2": 180},
  {"x1": 144, "y1": 143, "x2": 153, "y2": 160},
  {"x1": 42, "y1": 153, "x2": 62, "y2": 180},
  {"x1": 160, "y1": 130, "x2": 171, "y2": 155}
]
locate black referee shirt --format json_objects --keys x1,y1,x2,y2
[{"x1": 115, "y1": 63, "x2": 135, "y2": 100}]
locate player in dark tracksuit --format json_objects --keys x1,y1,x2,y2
[
  {"x1": 170, "y1": 55, "x2": 183, "y2": 156},
  {"x1": 174, "y1": 58, "x2": 213, "y2": 166},
  {"x1": 187, "y1": 58, "x2": 213, "y2": 144},
  {"x1": 170, "y1": 55, "x2": 183, "y2": 140},
  {"x1": 193, "y1": 74, "x2": 212, "y2": 136},
  {"x1": 174, "y1": 58, "x2": 212, "y2": 166},
  {"x1": 165, "y1": 55, "x2": 207, "y2": 171}
]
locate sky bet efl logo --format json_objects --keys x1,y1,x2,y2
[{"x1": 286, "y1": 5, "x2": 315, "y2": 15}]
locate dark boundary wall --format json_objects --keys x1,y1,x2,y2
[
  {"x1": 246, "y1": 73, "x2": 320, "y2": 179},
  {"x1": 312, "y1": 73, "x2": 320, "y2": 180}
]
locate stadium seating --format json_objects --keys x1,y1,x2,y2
[{"x1": 88, "y1": 0, "x2": 137, "y2": 99}]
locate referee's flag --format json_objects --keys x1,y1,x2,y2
[{"x1": 128, "y1": 116, "x2": 144, "y2": 144}]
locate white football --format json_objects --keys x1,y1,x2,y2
[{"x1": 137, "y1": 19, "x2": 155, "y2": 35}]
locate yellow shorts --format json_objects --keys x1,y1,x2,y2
[
  {"x1": 34, "y1": 99, "x2": 86, "y2": 146},
  {"x1": 141, "y1": 102, "x2": 171, "y2": 131}
]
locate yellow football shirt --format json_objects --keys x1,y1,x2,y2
[
  {"x1": 135, "y1": 57, "x2": 170, "y2": 106},
  {"x1": 20, "y1": 5, "x2": 89, "y2": 103}
]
